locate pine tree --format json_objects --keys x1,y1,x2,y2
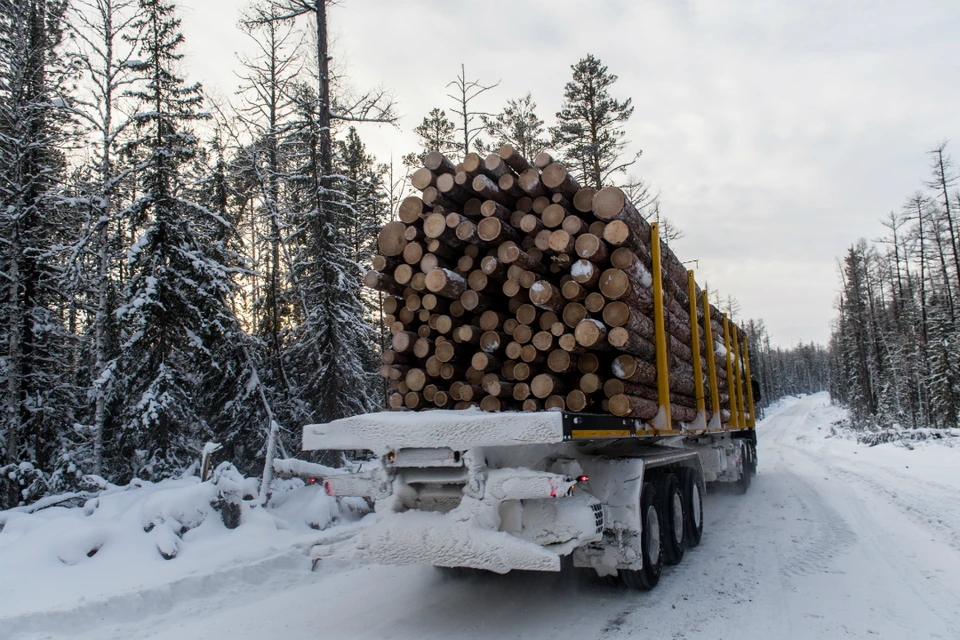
[
  {"x1": 482, "y1": 93, "x2": 548, "y2": 160},
  {"x1": 551, "y1": 54, "x2": 638, "y2": 189},
  {"x1": 0, "y1": 0, "x2": 81, "y2": 506},
  {"x1": 403, "y1": 107, "x2": 457, "y2": 170},
  {"x1": 114, "y1": 0, "x2": 239, "y2": 479}
]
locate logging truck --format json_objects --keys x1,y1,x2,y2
[{"x1": 301, "y1": 148, "x2": 759, "y2": 589}]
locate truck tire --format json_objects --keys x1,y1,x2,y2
[
  {"x1": 678, "y1": 467, "x2": 703, "y2": 547},
  {"x1": 749, "y1": 442, "x2": 758, "y2": 475},
  {"x1": 654, "y1": 473, "x2": 685, "y2": 565},
  {"x1": 737, "y1": 442, "x2": 752, "y2": 494},
  {"x1": 621, "y1": 482, "x2": 662, "y2": 590}
]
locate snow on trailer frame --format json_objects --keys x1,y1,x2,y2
[{"x1": 300, "y1": 406, "x2": 757, "y2": 587}]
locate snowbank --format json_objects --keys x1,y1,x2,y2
[{"x1": 0, "y1": 463, "x2": 368, "y2": 621}]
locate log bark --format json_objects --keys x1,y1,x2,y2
[
  {"x1": 363, "y1": 270, "x2": 405, "y2": 296},
  {"x1": 425, "y1": 268, "x2": 467, "y2": 299},
  {"x1": 541, "y1": 162, "x2": 580, "y2": 198},
  {"x1": 377, "y1": 221, "x2": 408, "y2": 257},
  {"x1": 424, "y1": 151, "x2": 456, "y2": 174},
  {"x1": 529, "y1": 280, "x2": 565, "y2": 312},
  {"x1": 499, "y1": 144, "x2": 533, "y2": 174}
]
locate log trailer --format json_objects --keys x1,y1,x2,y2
[{"x1": 302, "y1": 149, "x2": 759, "y2": 589}]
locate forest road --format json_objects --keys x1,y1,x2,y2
[{"x1": 56, "y1": 394, "x2": 960, "y2": 640}]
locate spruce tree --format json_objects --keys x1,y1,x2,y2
[
  {"x1": 0, "y1": 0, "x2": 80, "y2": 506},
  {"x1": 114, "y1": 0, "x2": 239, "y2": 479},
  {"x1": 403, "y1": 107, "x2": 458, "y2": 170},
  {"x1": 482, "y1": 93, "x2": 548, "y2": 160},
  {"x1": 551, "y1": 54, "x2": 638, "y2": 189}
]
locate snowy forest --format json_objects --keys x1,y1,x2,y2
[
  {"x1": 830, "y1": 142, "x2": 960, "y2": 432},
  {"x1": 0, "y1": 0, "x2": 826, "y2": 509}
]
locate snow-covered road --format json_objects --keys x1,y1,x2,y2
[{"x1": 14, "y1": 394, "x2": 960, "y2": 640}]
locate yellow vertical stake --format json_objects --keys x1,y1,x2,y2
[
  {"x1": 743, "y1": 337, "x2": 757, "y2": 428},
  {"x1": 731, "y1": 324, "x2": 746, "y2": 429},
  {"x1": 722, "y1": 314, "x2": 737, "y2": 427},
  {"x1": 687, "y1": 271, "x2": 706, "y2": 423},
  {"x1": 702, "y1": 291, "x2": 721, "y2": 424},
  {"x1": 650, "y1": 222, "x2": 671, "y2": 431}
]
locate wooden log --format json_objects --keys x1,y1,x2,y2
[
  {"x1": 541, "y1": 204, "x2": 566, "y2": 229},
  {"x1": 573, "y1": 187, "x2": 596, "y2": 213},
  {"x1": 402, "y1": 241, "x2": 424, "y2": 265},
  {"x1": 434, "y1": 314, "x2": 457, "y2": 335},
  {"x1": 499, "y1": 144, "x2": 533, "y2": 174},
  {"x1": 377, "y1": 221, "x2": 408, "y2": 257},
  {"x1": 541, "y1": 162, "x2": 580, "y2": 198},
  {"x1": 484, "y1": 379, "x2": 516, "y2": 398},
  {"x1": 519, "y1": 344, "x2": 546, "y2": 364},
  {"x1": 455, "y1": 219, "x2": 484, "y2": 245},
  {"x1": 513, "y1": 382, "x2": 532, "y2": 402},
  {"x1": 421, "y1": 293, "x2": 449, "y2": 313},
  {"x1": 599, "y1": 268, "x2": 652, "y2": 308},
  {"x1": 413, "y1": 337, "x2": 433, "y2": 359},
  {"x1": 575, "y1": 233, "x2": 610, "y2": 262},
  {"x1": 575, "y1": 319, "x2": 611, "y2": 350},
  {"x1": 522, "y1": 399, "x2": 543, "y2": 411},
  {"x1": 545, "y1": 395, "x2": 566, "y2": 410},
  {"x1": 531, "y1": 373, "x2": 565, "y2": 399},
  {"x1": 539, "y1": 311, "x2": 560, "y2": 331},
  {"x1": 456, "y1": 324, "x2": 483, "y2": 345},
  {"x1": 505, "y1": 341, "x2": 524, "y2": 360},
  {"x1": 480, "y1": 330, "x2": 508, "y2": 354},
  {"x1": 609, "y1": 326, "x2": 657, "y2": 360},
  {"x1": 467, "y1": 270, "x2": 499, "y2": 294},
  {"x1": 534, "y1": 229, "x2": 553, "y2": 253},
  {"x1": 518, "y1": 169, "x2": 548, "y2": 197},
  {"x1": 391, "y1": 331, "x2": 418, "y2": 354},
  {"x1": 479, "y1": 255, "x2": 510, "y2": 282},
  {"x1": 578, "y1": 352, "x2": 600, "y2": 374},
  {"x1": 532, "y1": 330, "x2": 554, "y2": 352},
  {"x1": 584, "y1": 292, "x2": 606, "y2": 314},
  {"x1": 497, "y1": 172, "x2": 525, "y2": 198},
  {"x1": 519, "y1": 270, "x2": 538, "y2": 289},
  {"x1": 609, "y1": 394, "x2": 659, "y2": 419},
  {"x1": 532, "y1": 196, "x2": 551, "y2": 214},
  {"x1": 424, "y1": 151, "x2": 456, "y2": 175},
  {"x1": 425, "y1": 268, "x2": 467, "y2": 299},
  {"x1": 561, "y1": 280, "x2": 587, "y2": 302},
  {"x1": 480, "y1": 199, "x2": 512, "y2": 222},
  {"x1": 363, "y1": 270, "x2": 405, "y2": 296},
  {"x1": 571, "y1": 259, "x2": 602, "y2": 288},
  {"x1": 472, "y1": 174, "x2": 513, "y2": 207},
  {"x1": 547, "y1": 348, "x2": 578, "y2": 373},
  {"x1": 405, "y1": 368, "x2": 429, "y2": 392},
  {"x1": 460, "y1": 289, "x2": 494, "y2": 313},
  {"x1": 579, "y1": 373, "x2": 603, "y2": 394},
  {"x1": 498, "y1": 241, "x2": 545, "y2": 273},
  {"x1": 529, "y1": 280, "x2": 565, "y2": 312},
  {"x1": 515, "y1": 303, "x2": 538, "y2": 325},
  {"x1": 512, "y1": 323, "x2": 533, "y2": 344},
  {"x1": 478, "y1": 217, "x2": 521, "y2": 244},
  {"x1": 566, "y1": 390, "x2": 593, "y2": 413},
  {"x1": 548, "y1": 229, "x2": 576, "y2": 254},
  {"x1": 534, "y1": 152, "x2": 554, "y2": 169},
  {"x1": 519, "y1": 213, "x2": 545, "y2": 236},
  {"x1": 463, "y1": 152, "x2": 495, "y2": 179},
  {"x1": 561, "y1": 214, "x2": 589, "y2": 237},
  {"x1": 516, "y1": 196, "x2": 534, "y2": 213},
  {"x1": 398, "y1": 196, "x2": 431, "y2": 224},
  {"x1": 411, "y1": 168, "x2": 437, "y2": 192},
  {"x1": 471, "y1": 352, "x2": 500, "y2": 372},
  {"x1": 421, "y1": 187, "x2": 458, "y2": 211}
]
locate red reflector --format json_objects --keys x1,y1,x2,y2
[
  {"x1": 577, "y1": 475, "x2": 589, "y2": 483},
  {"x1": 308, "y1": 477, "x2": 316, "y2": 484},
  {"x1": 324, "y1": 480, "x2": 335, "y2": 496}
]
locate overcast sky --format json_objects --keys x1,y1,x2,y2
[{"x1": 178, "y1": 0, "x2": 960, "y2": 347}]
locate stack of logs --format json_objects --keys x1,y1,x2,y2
[{"x1": 365, "y1": 146, "x2": 737, "y2": 422}]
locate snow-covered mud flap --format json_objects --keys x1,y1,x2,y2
[
  {"x1": 309, "y1": 462, "x2": 605, "y2": 574},
  {"x1": 311, "y1": 508, "x2": 564, "y2": 573}
]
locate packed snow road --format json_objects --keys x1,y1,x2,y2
[{"x1": 15, "y1": 394, "x2": 960, "y2": 640}]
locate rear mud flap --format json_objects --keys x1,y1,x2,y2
[{"x1": 310, "y1": 510, "x2": 561, "y2": 574}]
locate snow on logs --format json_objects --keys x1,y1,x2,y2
[{"x1": 369, "y1": 145, "x2": 743, "y2": 424}]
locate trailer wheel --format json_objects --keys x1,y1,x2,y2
[
  {"x1": 678, "y1": 467, "x2": 703, "y2": 547},
  {"x1": 749, "y1": 442, "x2": 758, "y2": 475},
  {"x1": 621, "y1": 482, "x2": 662, "y2": 590},
  {"x1": 736, "y1": 442, "x2": 752, "y2": 494},
  {"x1": 654, "y1": 473, "x2": 685, "y2": 565}
]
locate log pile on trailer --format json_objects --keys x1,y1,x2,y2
[{"x1": 366, "y1": 146, "x2": 755, "y2": 428}]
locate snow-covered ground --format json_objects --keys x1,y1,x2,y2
[{"x1": 4, "y1": 393, "x2": 960, "y2": 640}]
